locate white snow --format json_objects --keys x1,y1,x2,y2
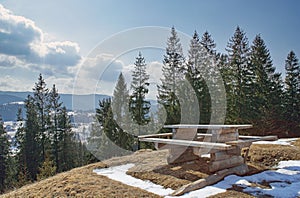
[
  {"x1": 253, "y1": 138, "x2": 298, "y2": 146},
  {"x1": 93, "y1": 160, "x2": 300, "y2": 197},
  {"x1": 93, "y1": 164, "x2": 174, "y2": 196}
]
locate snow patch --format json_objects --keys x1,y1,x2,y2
[
  {"x1": 93, "y1": 160, "x2": 300, "y2": 198},
  {"x1": 93, "y1": 164, "x2": 174, "y2": 196},
  {"x1": 253, "y1": 138, "x2": 298, "y2": 146}
]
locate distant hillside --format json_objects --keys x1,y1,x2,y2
[
  {"x1": 0, "y1": 103, "x2": 25, "y2": 121},
  {"x1": 0, "y1": 94, "x2": 24, "y2": 105},
  {"x1": 0, "y1": 91, "x2": 111, "y2": 121}
]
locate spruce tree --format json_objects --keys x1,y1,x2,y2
[
  {"x1": 48, "y1": 84, "x2": 62, "y2": 171},
  {"x1": 57, "y1": 107, "x2": 75, "y2": 172},
  {"x1": 186, "y1": 31, "x2": 209, "y2": 124},
  {"x1": 14, "y1": 110, "x2": 28, "y2": 185},
  {"x1": 249, "y1": 35, "x2": 283, "y2": 133},
  {"x1": 24, "y1": 95, "x2": 41, "y2": 181},
  {"x1": 113, "y1": 73, "x2": 134, "y2": 149},
  {"x1": 158, "y1": 27, "x2": 185, "y2": 125},
  {"x1": 96, "y1": 98, "x2": 130, "y2": 159},
  {"x1": 129, "y1": 52, "x2": 151, "y2": 129},
  {"x1": 33, "y1": 74, "x2": 49, "y2": 161},
  {"x1": 284, "y1": 51, "x2": 300, "y2": 133},
  {"x1": 112, "y1": 73, "x2": 131, "y2": 132},
  {"x1": 200, "y1": 31, "x2": 217, "y2": 55},
  {"x1": 0, "y1": 117, "x2": 9, "y2": 193},
  {"x1": 225, "y1": 26, "x2": 251, "y2": 123},
  {"x1": 86, "y1": 120, "x2": 102, "y2": 162}
]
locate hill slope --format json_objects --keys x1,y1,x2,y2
[{"x1": 1, "y1": 139, "x2": 300, "y2": 198}]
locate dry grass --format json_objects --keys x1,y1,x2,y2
[{"x1": 1, "y1": 139, "x2": 300, "y2": 198}]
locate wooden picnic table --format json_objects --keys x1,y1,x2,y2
[
  {"x1": 139, "y1": 124, "x2": 276, "y2": 172},
  {"x1": 138, "y1": 124, "x2": 277, "y2": 195},
  {"x1": 139, "y1": 124, "x2": 277, "y2": 195}
]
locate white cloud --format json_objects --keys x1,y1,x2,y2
[
  {"x1": 0, "y1": 4, "x2": 81, "y2": 75},
  {"x1": 72, "y1": 53, "x2": 125, "y2": 95},
  {"x1": 0, "y1": 75, "x2": 33, "y2": 91},
  {"x1": 147, "y1": 61, "x2": 163, "y2": 84}
]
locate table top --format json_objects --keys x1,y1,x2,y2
[{"x1": 164, "y1": 124, "x2": 253, "y2": 130}]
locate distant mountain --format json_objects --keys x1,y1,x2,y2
[
  {"x1": 0, "y1": 91, "x2": 110, "y2": 109},
  {"x1": 0, "y1": 91, "x2": 158, "y2": 121},
  {"x1": 0, "y1": 103, "x2": 25, "y2": 121},
  {"x1": 0, "y1": 91, "x2": 111, "y2": 121},
  {"x1": 0, "y1": 93, "x2": 25, "y2": 105}
]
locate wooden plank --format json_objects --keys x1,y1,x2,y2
[
  {"x1": 164, "y1": 124, "x2": 253, "y2": 130},
  {"x1": 209, "y1": 156, "x2": 244, "y2": 172},
  {"x1": 138, "y1": 133, "x2": 172, "y2": 139},
  {"x1": 139, "y1": 138, "x2": 232, "y2": 150},
  {"x1": 226, "y1": 135, "x2": 278, "y2": 147},
  {"x1": 172, "y1": 164, "x2": 249, "y2": 196},
  {"x1": 210, "y1": 148, "x2": 241, "y2": 161},
  {"x1": 239, "y1": 135, "x2": 277, "y2": 139}
]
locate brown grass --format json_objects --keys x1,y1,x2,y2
[{"x1": 1, "y1": 139, "x2": 300, "y2": 198}]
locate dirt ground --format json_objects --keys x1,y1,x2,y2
[{"x1": 1, "y1": 139, "x2": 300, "y2": 198}]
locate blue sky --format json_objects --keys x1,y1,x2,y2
[{"x1": 0, "y1": 0, "x2": 300, "y2": 96}]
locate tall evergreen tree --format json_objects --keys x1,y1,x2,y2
[
  {"x1": 112, "y1": 73, "x2": 131, "y2": 131},
  {"x1": 284, "y1": 51, "x2": 300, "y2": 133},
  {"x1": 113, "y1": 73, "x2": 134, "y2": 148},
  {"x1": 33, "y1": 74, "x2": 49, "y2": 161},
  {"x1": 57, "y1": 107, "x2": 75, "y2": 172},
  {"x1": 24, "y1": 95, "x2": 41, "y2": 181},
  {"x1": 186, "y1": 31, "x2": 209, "y2": 124},
  {"x1": 200, "y1": 31, "x2": 226, "y2": 124},
  {"x1": 0, "y1": 117, "x2": 9, "y2": 193},
  {"x1": 48, "y1": 84, "x2": 62, "y2": 171},
  {"x1": 225, "y1": 26, "x2": 251, "y2": 123},
  {"x1": 129, "y1": 52, "x2": 151, "y2": 128},
  {"x1": 158, "y1": 27, "x2": 185, "y2": 125},
  {"x1": 96, "y1": 98, "x2": 131, "y2": 159},
  {"x1": 14, "y1": 110, "x2": 28, "y2": 185},
  {"x1": 249, "y1": 35, "x2": 284, "y2": 133}
]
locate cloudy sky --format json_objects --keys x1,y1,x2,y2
[{"x1": 0, "y1": 0, "x2": 300, "y2": 98}]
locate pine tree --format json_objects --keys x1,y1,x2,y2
[
  {"x1": 48, "y1": 84, "x2": 62, "y2": 171},
  {"x1": 112, "y1": 73, "x2": 131, "y2": 132},
  {"x1": 200, "y1": 31, "x2": 217, "y2": 55},
  {"x1": 284, "y1": 51, "x2": 300, "y2": 134},
  {"x1": 158, "y1": 27, "x2": 185, "y2": 126},
  {"x1": 24, "y1": 95, "x2": 41, "y2": 181},
  {"x1": 249, "y1": 35, "x2": 284, "y2": 133},
  {"x1": 86, "y1": 120, "x2": 102, "y2": 162},
  {"x1": 129, "y1": 52, "x2": 151, "y2": 130},
  {"x1": 33, "y1": 74, "x2": 49, "y2": 161},
  {"x1": 14, "y1": 109, "x2": 28, "y2": 186},
  {"x1": 57, "y1": 107, "x2": 75, "y2": 172},
  {"x1": 186, "y1": 31, "x2": 208, "y2": 124},
  {"x1": 200, "y1": 31, "x2": 226, "y2": 124},
  {"x1": 113, "y1": 73, "x2": 134, "y2": 149},
  {"x1": 0, "y1": 116, "x2": 9, "y2": 193},
  {"x1": 225, "y1": 26, "x2": 251, "y2": 123},
  {"x1": 96, "y1": 98, "x2": 131, "y2": 159}
]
